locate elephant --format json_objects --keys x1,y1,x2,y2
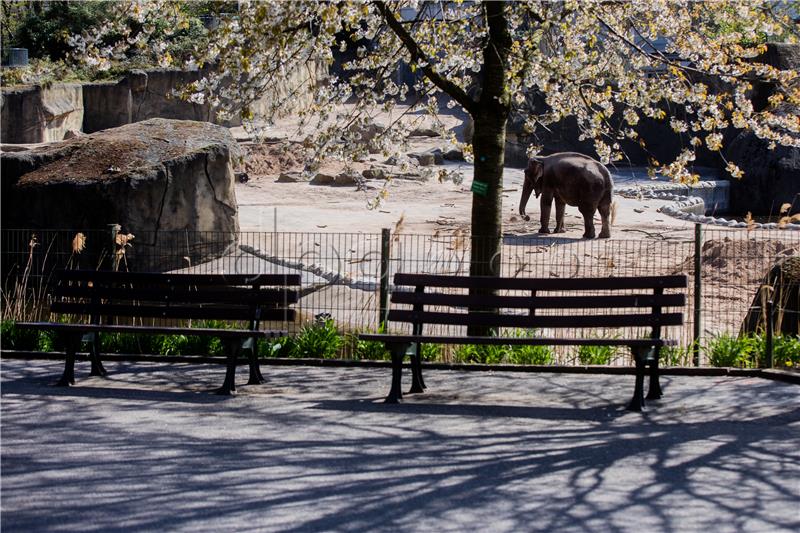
[{"x1": 519, "y1": 152, "x2": 613, "y2": 239}]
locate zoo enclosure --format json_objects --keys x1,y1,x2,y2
[{"x1": 2, "y1": 225, "x2": 798, "y2": 366}]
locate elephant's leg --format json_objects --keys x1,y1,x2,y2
[
  {"x1": 538, "y1": 193, "x2": 553, "y2": 234},
  {"x1": 554, "y1": 198, "x2": 566, "y2": 233},
  {"x1": 598, "y1": 194, "x2": 612, "y2": 239},
  {"x1": 579, "y1": 205, "x2": 597, "y2": 239}
]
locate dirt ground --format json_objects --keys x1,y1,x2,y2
[{"x1": 231, "y1": 107, "x2": 697, "y2": 239}]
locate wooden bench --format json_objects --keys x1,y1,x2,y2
[
  {"x1": 360, "y1": 273, "x2": 687, "y2": 411},
  {"x1": 16, "y1": 269, "x2": 300, "y2": 394}
]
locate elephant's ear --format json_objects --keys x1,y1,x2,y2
[{"x1": 526, "y1": 157, "x2": 543, "y2": 182}]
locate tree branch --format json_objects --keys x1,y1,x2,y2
[
  {"x1": 596, "y1": 14, "x2": 760, "y2": 83},
  {"x1": 373, "y1": 0, "x2": 477, "y2": 115}
]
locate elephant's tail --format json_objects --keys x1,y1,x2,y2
[{"x1": 611, "y1": 200, "x2": 618, "y2": 226}]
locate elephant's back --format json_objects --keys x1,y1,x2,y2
[{"x1": 549, "y1": 153, "x2": 612, "y2": 187}]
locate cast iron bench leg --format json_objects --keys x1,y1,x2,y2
[
  {"x1": 627, "y1": 347, "x2": 647, "y2": 412},
  {"x1": 56, "y1": 332, "x2": 80, "y2": 387},
  {"x1": 88, "y1": 333, "x2": 108, "y2": 377},
  {"x1": 646, "y1": 350, "x2": 663, "y2": 400},
  {"x1": 247, "y1": 351, "x2": 267, "y2": 385},
  {"x1": 385, "y1": 343, "x2": 410, "y2": 404},
  {"x1": 408, "y1": 343, "x2": 426, "y2": 394},
  {"x1": 247, "y1": 343, "x2": 266, "y2": 385},
  {"x1": 216, "y1": 339, "x2": 240, "y2": 395}
]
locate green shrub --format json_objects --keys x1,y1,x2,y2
[
  {"x1": 452, "y1": 343, "x2": 509, "y2": 364},
  {"x1": 260, "y1": 336, "x2": 296, "y2": 358},
  {"x1": 101, "y1": 332, "x2": 145, "y2": 354},
  {"x1": 576, "y1": 344, "x2": 616, "y2": 365},
  {"x1": 0, "y1": 320, "x2": 59, "y2": 351},
  {"x1": 352, "y1": 336, "x2": 390, "y2": 361},
  {"x1": 181, "y1": 320, "x2": 230, "y2": 356},
  {"x1": 659, "y1": 343, "x2": 694, "y2": 367},
  {"x1": 1, "y1": 320, "x2": 35, "y2": 350},
  {"x1": 773, "y1": 335, "x2": 800, "y2": 369},
  {"x1": 705, "y1": 333, "x2": 757, "y2": 368},
  {"x1": 451, "y1": 329, "x2": 554, "y2": 365},
  {"x1": 346, "y1": 325, "x2": 390, "y2": 361},
  {"x1": 505, "y1": 329, "x2": 553, "y2": 365},
  {"x1": 506, "y1": 344, "x2": 553, "y2": 365},
  {"x1": 291, "y1": 319, "x2": 342, "y2": 359},
  {"x1": 156, "y1": 334, "x2": 188, "y2": 355},
  {"x1": 420, "y1": 343, "x2": 442, "y2": 361}
]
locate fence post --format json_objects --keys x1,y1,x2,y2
[
  {"x1": 379, "y1": 228, "x2": 391, "y2": 330},
  {"x1": 693, "y1": 223, "x2": 702, "y2": 366},
  {"x1": 765, "y1": 298, "x2": 774, "y2": 368},
  {"x1": 108, "y1": 223, "x2": 121, "y2": 271}
]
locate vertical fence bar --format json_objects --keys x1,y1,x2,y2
[
  {"x1": 379, "y1": 228, "x2": 391, "y2": 330},
  {"x1": 108, "y1": 223, "x2": 121, "y2": 271},
  {"x1": 693, "y1": 223, "x2": 702, "y2": 366},
  {"x1": 765, "y1": 298, "x2": 774, "y2": 368}
]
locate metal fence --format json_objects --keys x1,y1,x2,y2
[{"x1": 2, "y1": 225, "x2": 798, "y2": 365}]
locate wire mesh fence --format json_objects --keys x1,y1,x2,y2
[{"x1": 2, "y1": 225, "x2": 798, "y2": 365}]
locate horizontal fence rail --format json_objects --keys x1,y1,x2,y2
[{"x1": 2, "y1": 226, "x2": 798, "y2": 366}]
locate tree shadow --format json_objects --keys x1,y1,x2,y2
[
  {"x1": 2, "y1": 361, "x2": 798, "y2": 532},
  {"x1": 503, "y1": 234, "x2": 583, "y2": 246}
]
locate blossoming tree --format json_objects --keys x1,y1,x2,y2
[{"x1": 72, "y1": 0, "x2": 799, "y2": 276}]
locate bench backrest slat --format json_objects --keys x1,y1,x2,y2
[
  {"x1": 57, "y1": 270, "x2": 301, "y2": 286},
  {"x1": 391, "y1": 292, "x2": 685, "y2": 309},
  {"x1": 393, "y1": 273, "x2": 687, "y2": 291},
  {"x1": 387, "y1": 309, "x2": 684, "y2": 329},
  {"x1": 51, "y1": 302, "x2": 295, "y2": 322},
  {"x1": 53, "y1": 285, "x2": 299, "y2": 305}
]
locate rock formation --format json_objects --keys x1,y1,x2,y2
[
  {"x1": 0, "y1": 83, "x2": 83, "y2": 143},
  {"x1": 725, "y1": 44, "x2": 800, "y2": 217},
  {"x1": 741, "y1": 255, "x2": 800, "y2": 337},
  {"x1": 2, "y1": 118, "x2": 240, "y2": 271}
]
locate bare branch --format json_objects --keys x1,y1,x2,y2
[{"x1": 373, "y1": 0, "x2": 478, "y2": 115}]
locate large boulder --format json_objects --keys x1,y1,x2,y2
[
  {"x1": 1, "y1": 118, "x2": 240, "y2": 271},
  {"x1": 725, "y1": 132, "x2": 800, "y2": 216},
  {"x1": 741, "y1": 255, "x2": 800, "y2": 337},
  {"x1": 725, "y1": 43, "x2": 800, "y2": 217}
]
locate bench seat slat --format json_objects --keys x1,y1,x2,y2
[
  {"x1": 50, "y1": 302, "x2": 296, "y2": 322},
  {"x1": 52, "y1": 286, "x2": 299, "y2": 305},
  {"x1": 56, "y1": 271, "x2": 301, "y2": 287},
  {"x1": 387, "y1": 310, "x2": 683, "y2": 328},
  {"x1": 390, "y1": 292, "x2": 685, "y2": 309},
  {"x1": 15, "y1": 322, "x2": 288, "y2": 339},
  {"x1": 359, "y1": 334, "x2": 677, "y2": 347},
  {"x1": 394, "y1": 273, "x2": 688, "y2": 291}
]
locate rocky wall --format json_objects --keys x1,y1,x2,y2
[
  {"x1": 2, "y1": 118, "x2": 240, "y2": 271},
  {"x1": 1, "y1": 62, "x2": 325, "y2": 140},
  {"x1": 0, "y1": 83, "x2": 83, "y2": 143},
  {"x1": 82, "y1": 79, "x2": 132, "y2": 133}
]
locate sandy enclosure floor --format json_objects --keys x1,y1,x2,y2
[{"x1": 230, "y1": 104, "x2": 698, "y2": 237}]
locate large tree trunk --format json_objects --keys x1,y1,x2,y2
[
  {"x1": 467, "y1": 2, "x2": 511, "y2": 335},
  {"x1": 469, "y1": 111, "x2": 507, "y2": 277},
  {"x1": 469, "y1": 1, "x2": 511, "y2": 276}
]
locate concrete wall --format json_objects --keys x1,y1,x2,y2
[
  {"x1": 82, "y1": 79, "x2": 132, "y2": 133},
  {"x1": 0, "y1": 83, "x2": 83, "y2": 143},
  {"x1": 1, "y1": 62, "x2": 325, "y2": 141}
]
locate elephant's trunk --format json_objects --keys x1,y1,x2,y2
[{"x1": 519, "y1": 177, "x2": 534, "y2": 221}]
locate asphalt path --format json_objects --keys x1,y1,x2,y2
[{"x1": 2, "y1": 359, "x2": 798, "y2": 532}]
